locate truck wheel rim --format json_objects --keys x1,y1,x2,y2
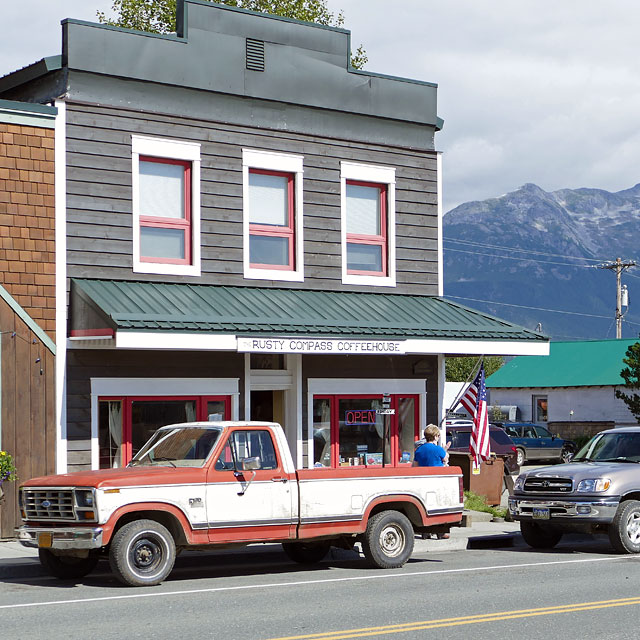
[
  {"x1": 130, "y1": 535, "x2": 163, "y2": 573},
  {"x1": 626, "y1": 512, "x2": 640, "y2": 544},
  {"x1": 379, "y1": 524, "x2": 405, "y2": 557}
]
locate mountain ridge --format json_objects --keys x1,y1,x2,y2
[{"x1": 443, "y1": 182, "x2": 640, "y2": 340}]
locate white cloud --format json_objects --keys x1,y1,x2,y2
[{"x1": 3, "y1": 0, "x2": 640, "y2": 213}]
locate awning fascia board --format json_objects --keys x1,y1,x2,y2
[{"x1": 97, "y1": 331, "x2": 550, "y2": 357}]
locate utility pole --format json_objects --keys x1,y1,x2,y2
[{"x1": 597, "y1": 258, "x2": 636, "y2": 338}]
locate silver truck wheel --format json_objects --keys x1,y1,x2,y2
[
  {"x1": 109, "y1": 519, "x2": 176, "y2": 586},
  {"x1": 362, "y1": 510, "x2": 414, "y2": 569},
  {"x1": 516, "y1": 448, "x2": 526, "y2": 467},
  {"x1": 38, "y1": 549, "x2": 99, "y2": 580},
  {"x1": 609, "y1": 500, "x2": 640, "y2": 554},
  {"x1": 520, "y1": 521, "x2": 563, "y2": 549}
]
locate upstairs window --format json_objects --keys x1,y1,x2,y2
[
  {"x1": 346, "y1": 180, "x2": 387, "y2": 276},
  {"x1": 139, "y1": 157, "x2": 191, "y2": 265},
  {"x1": 132, "y1": 136, "x2": 201, "y2": 277},
  {"x1": 243, "y1": 149, "x2": 304, "y2": 282},
  {"x1": 341, "y1": 162, "x2": 396, "y2": 287},
  {"x1": 249, "y1": 169, "x2": 295, "y2": 270}
]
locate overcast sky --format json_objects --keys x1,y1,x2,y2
[{"x1": 3, "y1": 0, "x2": 639, "y2": 211}]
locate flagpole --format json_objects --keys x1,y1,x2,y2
[{"x1": 443, "y1": 355, "x2": 484, "y2": 422}]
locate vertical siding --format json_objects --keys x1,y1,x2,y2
[
  {"x1": 0, "y1": 299, "x2": 55, "y2": 538},
  {"x1": 65, "y1": 103, "x2": 439, "y2": 295}
]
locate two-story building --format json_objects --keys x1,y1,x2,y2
[{"x1": 0, "y1": 0, "x2": 548, "y2": 494}]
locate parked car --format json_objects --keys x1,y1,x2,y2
[
  {"x1": 509, "y1": 426, "x2": 640, "y2": 553},
  {"x1": 496, "y1": 422, "x2": 576, "y2": 466},
  {"x1": 444, "y1": 422, "x2": 520, "y2": 475}
]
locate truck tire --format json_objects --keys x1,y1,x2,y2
[
  {"x1": 38, "y1": 549, "x2": 99, "y2": 580},
  {"x1": 516, "y1": 448, "x2": 526, "y2": 467},
  {"x1": 362, "y1": 510, "x2": 414, "y2": 569},
  {"x1": 608, "y1": 500, "x2": 640, "y2": 554},
  {"x1": 109, "y1": 519, "x2": 176, "y2": 587},
  {"x1": 520, "y1": 521, "x2": 563, "y2": 549},
  {"x1": 282, "y1": 541, "x2": 331, "y2": 564}
]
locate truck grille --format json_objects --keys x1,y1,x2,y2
[
  {"x1": 524, "y1": 477, "x2": 573, "y2": 493},
  {"x1": 23, "y1": 489, "x2": 76, "y2": 520}
]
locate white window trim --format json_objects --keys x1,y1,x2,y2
[
  {"x1": 89, "y1": 377, "x2": 240, "y2": 470},
  {"x1": 132, "y1": 135, "x2": 201, "y2": 277},
  {"x1": 340, "y1": 161, "x2": 396, "y2": 287},
  {"x1": 242, "y1": 148, "x2": 304, "y2": 282}
]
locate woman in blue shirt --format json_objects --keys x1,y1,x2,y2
[
  {"x1": 413, "y1": 424, "x2": 452, "y2": 538},
  {"x1": 413, "y1": 424, "x2": 450, "y2": 467}
]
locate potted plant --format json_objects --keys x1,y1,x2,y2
[{"x1": 0, "y1": 450, "x2": 17, "y2": 503}]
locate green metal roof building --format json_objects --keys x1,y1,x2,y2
[{"x1": 486, "y1": 340, "x2": 638, "y2": 438}]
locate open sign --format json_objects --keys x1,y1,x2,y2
[{"x1": 345, "y1": 410, "x2": 376, "y2": 425}]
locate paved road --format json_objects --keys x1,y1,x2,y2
[{"x1": 2, "y1": 536, "x2": 639, "y2": 640}]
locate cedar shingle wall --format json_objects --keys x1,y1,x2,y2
[{"x1": 0, "y1": 123, "x2": 55, "y2": 342}]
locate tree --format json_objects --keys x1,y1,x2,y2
[
  {"x1": 97, "y1": 0, "x2": 367, "y2": 68},
  {"x1": 615, "y1": 341, "x2": 640, "y2": 420},
  {"x1": 445, "y1": 356, "x2": 505, "y2": 383}
]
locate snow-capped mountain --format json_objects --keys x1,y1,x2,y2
[{"x1": 443, "y1": 183, "x2": 640, "y2": 340}]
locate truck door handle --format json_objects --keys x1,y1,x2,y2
[{"x1": 271, "y1": 477, "x2": 288, "y2": 483}]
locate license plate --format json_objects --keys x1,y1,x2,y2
[
  {"x1": 38, "y1": 532, "x2": 53, "y2": 548},
  {"x1": 532, "y1": 507, "x2": 550, "y2": 520}
]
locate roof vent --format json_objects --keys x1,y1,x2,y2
[{"x1": 246, "y1": 39, "x2": 265, "y2": 72}]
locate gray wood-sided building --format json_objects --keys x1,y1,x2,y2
[{"x1": 0, "y1": 0, "x2": 548, "y2": 481}]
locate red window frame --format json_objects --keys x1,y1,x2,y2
[
  {"x1": 249, "y1": 168, "x2": 295, "y2": 271},
  {"x1": 139, "y1": 156, "x2": 192, "y2": 265},
  {"x1": 313, "y1": 394, "x2": 419, "y2": 468},
  {"x1": 346, "y1": 179, "x2": 388, "y2": 277},
  {"x1": 99, "y1": 395, "x2": 231, "y2": 467}
]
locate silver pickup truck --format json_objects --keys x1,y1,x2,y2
[{"x1": 509, "y1": 426, "x2": 640, "y2": 553}]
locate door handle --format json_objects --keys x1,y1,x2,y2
[{"x1": 271, "y1": 477, "x2": 288, "y2": 483}]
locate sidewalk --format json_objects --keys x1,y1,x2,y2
[{"x1": 0, "y1": 511, "x2": 521, "y2": 581}]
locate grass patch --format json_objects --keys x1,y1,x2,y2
[{"x1": 464, "y1": 490, "x2": 508, "y2": 519}]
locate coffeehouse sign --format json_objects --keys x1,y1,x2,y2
[{"x1": 237, "y1": 337, "x2": 406, "y2": 355}]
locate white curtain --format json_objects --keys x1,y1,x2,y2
[
  {"x1": 108, "y1": 402, "x2": 123, "y2": 468},
  {"x1": 185, "y1": 401, "x2": 196, "y2": 423}
]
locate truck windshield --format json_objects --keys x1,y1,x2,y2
[
  {"x1": 129, "y1": 427, "x2": 222, "y2": 467},
  {"x1": 573, "y1": 432, "x2": 640, "y2": 463}
]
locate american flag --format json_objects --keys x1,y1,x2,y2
[{"x1": 458, "y1": 365, "x2": 490, "y2": 467}]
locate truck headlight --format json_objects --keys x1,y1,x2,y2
[
  {"x1": 513, "y1": 475, "x2": 526, "y2": 491},
  {"x1": 577, "y1": 478, "x2": 611, "y2": 492},
  {"x1": 75, "y1": 489, "x2": 95, "y2": 507}
]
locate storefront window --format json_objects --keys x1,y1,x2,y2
[
  {"x1": 98, "y1": 395, "x2": 230, "y2": 468},
  {"x1": 397, "y1": 397, "x2": 416, "y2": 464},
  {"x1": 339, "y1": 398, "x2": 385, "y2": 465},
  {"x1": 131, "y1": 400, "x2": 196, "y2": 459},
  {"x1": 311, "y1": 394, "x2": 419, "y2": 468},
  {"x1": 99, "y1": 400, "x2": 123, "y2": 468},
  {"x1": 313, "y1": 398, "x2": 332, "y2": 467}
]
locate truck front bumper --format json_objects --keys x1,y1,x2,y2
[
  {"x1": 509, "y1": 496, "x2": 619, "y2": 523},
  {"x1": 16, "y1": 525, "x2": 104, "y2": 550}
]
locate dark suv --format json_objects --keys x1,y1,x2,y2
[
  {"x1": 496, "y1": 422, "x2": 576, "y2": 466},
  {"x1": 445, "y1": 422, "x2": 520, "y2": 475}
]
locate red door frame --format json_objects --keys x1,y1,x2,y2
[
  {"x1": 100, "y1": 395, "x2": 231, "y2": 467},
  {"x1": 313, "y1": 394, "x2": 419, "y2": 468}
]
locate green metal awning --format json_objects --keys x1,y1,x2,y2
[{"x1": 71, "y1": 279, "x2": 547, "y2": 352}]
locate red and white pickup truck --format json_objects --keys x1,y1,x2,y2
[{"x1": 17, "y1": 422, "x2": 463, "y2": 586}]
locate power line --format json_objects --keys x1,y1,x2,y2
[
  {"x1": 444, "y1": 237, "x2": 607, "y2": 263},
  {"x1": 444, "y1": 247, "x2": 601, "y2": 269},
  {"x1": 446, "y1": 295, "x2": 618, "y2": 319}
]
